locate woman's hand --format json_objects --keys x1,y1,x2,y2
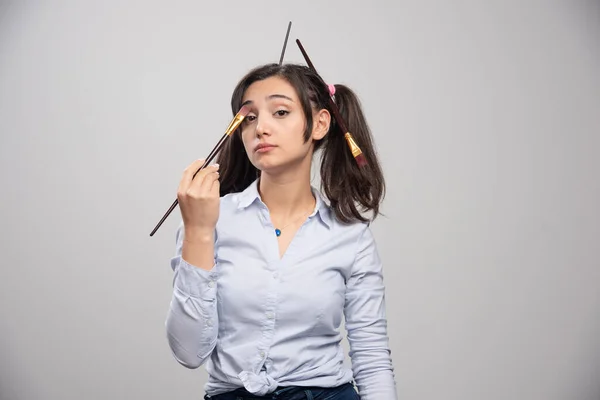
[{"x1": 177, "y1": 159, "x2": 220, "y2": 235}]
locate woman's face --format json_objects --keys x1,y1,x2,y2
[{"x1": 239, "y1": 76, "x2": 329, "y2": 174}]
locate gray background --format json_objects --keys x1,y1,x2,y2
[{"x1": 1, "y1": 1, "x2": 599, "y2": 399}]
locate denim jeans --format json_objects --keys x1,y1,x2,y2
[{"x1": 203, "y1": 381, "x2": 361, "y2": 400}]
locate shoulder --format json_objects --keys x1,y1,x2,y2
[
  {"x1": 217, "y1": 179, "x2": 261, "y2": 217},
  {"x1": 320, "y1": 202, "x2": 376, "y2": 251},
  {"x1": 318, "y1": 194, "x2": 372, "y2": 235},
  {"x1": 214, "y1": 189, "x2": 261, "y2": 233},
  {"x1": 219, "y1": 192, "x2": 244, "y2": 212}
]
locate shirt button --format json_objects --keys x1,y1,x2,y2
[
  {"x1": 259, "y1": 351, "x2": 265, "y2": 358},
  {"x1": 208, "y1": 281, "x2": 215, "y2": 288},
  {"x1": 206, "y1": 319, "x2": 213, "y2": 327},
  {"x1": 266, "y1": 312, "x2": 274, "y2": 319},
  {"x1": 272, "y1": 272, "x2": 279, "y2": 279}
]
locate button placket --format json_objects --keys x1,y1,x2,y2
[{"x1": 254, "y1": 263, "x2": 280, "y2": 371}]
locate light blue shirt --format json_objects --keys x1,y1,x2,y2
[{"x1": 165, "y1": 179, "x2": 397, "y2": 399}]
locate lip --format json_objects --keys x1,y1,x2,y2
[{"x1": 254, "y1": 143, "x2": 277, "y2": 153}]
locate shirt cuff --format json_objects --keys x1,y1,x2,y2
[{"x1": 173, "y1": 257, "x2": 218, "y2": 299}]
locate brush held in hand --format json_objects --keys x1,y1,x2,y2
[{"x1": 149, "y1": 105, "x2": 250, "y2": 237}]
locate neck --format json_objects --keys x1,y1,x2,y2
[{"x1": 258, "y1": 168, "x2": 315, "y2": 220}]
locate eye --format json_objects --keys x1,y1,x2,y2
[
  {"x1": 244, "y1": 114, "x2": 257, "y2": 123},
  {"x1": 274, "y1": 110, "x2": 289, "y2": 117}
]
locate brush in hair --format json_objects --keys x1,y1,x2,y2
[
  {"x1": 149, "y1": 105, "x2": 250, "y2": 236},
  {"x1": 295, "y1": 39, "x2": 367, "y2": 167},
  {"x1": 279, "y1": 21, "x2": 292, "y2": 65}
]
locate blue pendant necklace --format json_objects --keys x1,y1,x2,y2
[{"x1": 274, "y1": 208, "x2": 313, "y2": 237}]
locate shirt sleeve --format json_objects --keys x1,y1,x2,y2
[
  {"x1": 344, "y1": 223, "x2": 398, "y2": 400},
  {"x1": 165, "y1": 222, "x2": 219, "y2": 369}
]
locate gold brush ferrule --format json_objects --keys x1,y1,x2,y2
[
  {"x1": 344, "y1": 132, "x2": 363, "y2": 157},
  {"x1": 224, "y1": 112, "x2": 247, "y2": 136}
]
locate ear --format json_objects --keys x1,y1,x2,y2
[{"x1": 311, "y1": 108, "x2": 331, "y2": 141}]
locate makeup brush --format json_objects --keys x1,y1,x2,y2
[
  {"x1": 279, "y1": 21, "x2": 292, "y2": 65},
  {"x1": 295, "y1": 39, "x2": 367, "y2": 167},
  {"x1": 149, "y1": 105, "x2": 250, "y2": 237}
]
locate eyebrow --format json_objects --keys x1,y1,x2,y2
[{"x1": 241, "y1": 94, "x2": 294, "y2": 107}]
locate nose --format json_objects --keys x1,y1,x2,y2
[{"x1": 254, "y1": 115, "x2": 271, "y2": 138}]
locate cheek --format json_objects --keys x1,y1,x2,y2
[
  {"x1": 280, "y1": 119, "x2": 306, "y2": 144},
  {"x1": 239, "y1": 131, "x2": 253, "y2": 152}
]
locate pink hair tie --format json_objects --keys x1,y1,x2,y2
[{"x1": 327, "y1": 84, "x2": 336, "y2": 96}]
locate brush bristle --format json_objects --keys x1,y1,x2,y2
[
  {"x1": 238, "y1": 105, "x2": 250, "y2": 117},
  {"x1": 355, "y1": 154, "x2": 367, "y2": 167}
]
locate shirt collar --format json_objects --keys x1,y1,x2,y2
[{"x1": 236, "y1": 178, "x2": 332, "y2": 229}]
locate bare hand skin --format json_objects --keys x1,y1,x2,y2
[{"x1": 177, "y1": 159, "x2": 220, "y2": 270}]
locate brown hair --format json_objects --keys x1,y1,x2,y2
[{"x1": 215, "y1": 63, "x2": 385, "y2": 224}]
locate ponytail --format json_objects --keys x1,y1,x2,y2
[{"x1": 319, "y1": 84, "x2": 386, "y2": 224}]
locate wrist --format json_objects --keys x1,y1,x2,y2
[{"x1": 184, "y1": 227, "x2": 214, "y2": 243}]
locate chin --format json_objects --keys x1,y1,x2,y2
[
  {"x1": 254, "y1": 162, "x2": 282, "y2": 173},
  {"x1": 252, "y1": 158, "x2": 291, "y2": 175},
  {"x1": 250, "y1": 152, "x2": 308, "y2": 175}
]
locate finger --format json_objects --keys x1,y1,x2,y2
[
  {"x1": 192, "y1": 167, "x2": 220, "y2": 195},
  {"x1": 179, "y1": 159, "x2": 215, "y2": 195},
  {"x1": 210, "y1": 174, "x2": 221, "y2": 195},
  {"x1": 199, "y1": 170, "x2": 220, "y2": 195},
  {"x1": 178, "y1": 159, "x2": 205, "y2": 192}
]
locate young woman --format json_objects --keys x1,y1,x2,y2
[{"x1": 165, "y1": 63, "x2": 397, "y2": 400}]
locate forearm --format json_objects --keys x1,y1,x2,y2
[
  {"x1": 165, "y1": 257, "x2": 219, "y2": 369},
  {"x1": 348, "y1": 324, "x2": 397, "y2": 400},
  {"x1": 181, "y1": 228, "x2": 215, "y2": 271},
  {"x1": 345, "y1": 225, "x2": 398, "y2": 399}
]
